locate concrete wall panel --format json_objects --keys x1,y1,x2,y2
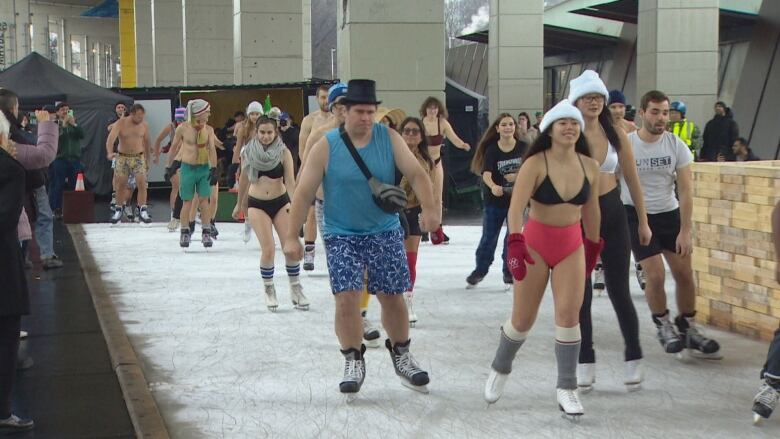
[{"x1": 346, "y1": 1, "x2": 443, "y2": 23}]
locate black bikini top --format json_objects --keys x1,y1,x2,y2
[
  {"x1": 257, "y1": 162, "x2": 284, "y2": 179},
  {"x1": 531, "y1": 151, "x2": 590, "y2": 205}
]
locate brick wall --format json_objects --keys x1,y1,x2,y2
[{"x1": 692, "y1": 161, "x2": 780, "y2": 341}]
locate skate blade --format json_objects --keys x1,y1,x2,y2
[
  {"x1": 401, "y1": 379, "x2": 430, "y2": 394},
  {"x1": 753, "y1": 413, "x2": 765, "y2": 425},
  {"x1": 577, "y1": 384, "x2": 593, "y2": 394},
  {"x1": 409, "y1": 321, "x2": 417, "y2": 328},
  {"x1": 267, "y1": 305, "x2": 278, "y2": 312},
  {"x1": 559, "y1": 405, "x2": 583, "y2": 420},
  {"x1": 465, "y1": 284, "x2": 478, "y2": 290},
  {"x1": 687, "y1": 349, "x2": 723, "y2": 360},
  {"x1": 294, "y1": 303, "x2": 310, "y2": 311},
  {"x1": 364, "y1": 338, "x2": 381, "y2": 349},
  {"x1": 625, "y1": 383, "x2": 642, "y2": 392}
]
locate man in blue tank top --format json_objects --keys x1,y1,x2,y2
[{"x1": 285, "y1": 79, "x2": 439, "y2": 397}]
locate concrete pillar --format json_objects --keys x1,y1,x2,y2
[
  {"x1": 183, "y1": 0, "x2": 232, "y2": 86},
  {"x1": 30, "y1": 9, "x2": 47, "y2": 56},
  {"x1": 637, "y1": 0, "x2": 718, "y2": 128},
  {"x1": 233, "y1": 0, "x2": 303, "y2": 84},
  {"x1": 8, "y1": 0, "x2": 32, "y2": 64},
  {"x1": 488, "y1": 0, "x2": 544, "y2": 123},
  {"x1": 151, "y1": 0, "x2": 183, "y2": 86},
  {"x1": 302, "y1": 0, "x2": 312, "y2": 79},
  {"x1": 337, "y1": 0, "x2": 445, "y2": 117},
  {"x1": 604, "y1": 23, "x2": 637, "y2": 104},
  {"x1": 134, "y1": 0, "x2": 153, "y2": 86},
  {"x1": 118, "y1": 0, "x2": 137, "y2": 87},
  {"x1": 0, "y1": 2, "x2": 17, "y2": 69}
]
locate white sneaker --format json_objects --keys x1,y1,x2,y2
[
  {"x1": 484, "y1": 368, "x2": 509, "y2": 404},
  {"x1": 624, "y1": 359, "x2": 643, "y2": 391},
  {"x1": 405, "y1": 292, "x2": 417, "y2": 327},
  {"x1": 557, "y1": 388, "x2": 584, "y2": 417},
  {"x1": 577, "y1": 363, "x2": 595, "y2": 393},
  {"x1": 242, "y1": 222, "x2": 252, "y2": 243}
]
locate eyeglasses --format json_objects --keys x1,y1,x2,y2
[
  {"x1": 581, "y1": 95, "x2": 605, "y2": 103},
  {"x1": 402, "y1": 128, "x2": 421, "y2": 135}
]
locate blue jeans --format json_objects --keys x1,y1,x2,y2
[
  {"x1": 33, "y1": 186, "x2": 55, "y2": 259},
  {"x1": 48, "y1": 158, "x2": 81, "y2": 210},
  {"x1": 474, "y1": 203, "x2": 510, "y2": 277}
]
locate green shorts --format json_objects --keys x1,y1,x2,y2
[{"x1": 179, "y1": 163, "x2": 212, "y2": 201}]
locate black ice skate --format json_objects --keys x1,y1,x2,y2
[
  {"x1": 202, "y1": 227, "x2": 214, "y2": 248},
  {"x1": 675, "y1": 314, "x2": 722, "y2": 360},
  {"x1": 753, "y1": 379, "x2": 779, "y2": 424},
  {"x1": 652, "y1": 313, "x2": 684, "y2": 354},
  {"x1": 109, "y1": 205, "x2": 123, "y2": 224},
  {"x1": 179, "y1": 228, "x2": 191, "y2": 248},
  {"x1": 386, "y1": 339, "x2": 429, "y2": 393},
  {"x1": 362, "y1": 311, "x2": 381, "y2": 348},
  {"x1": 340, "y1": 345, "x2": 366, "y2": 398},
  {"x1": 466, "y1": 271, "x2": 485, "y2": 289}
]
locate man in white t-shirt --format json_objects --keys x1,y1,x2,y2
[{"x1": 622, "y1": 90, "x2": 721, "y2": 360}]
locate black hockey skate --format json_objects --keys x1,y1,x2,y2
[
  {"x1": 652, "y1": 313, "x2": 684, "y2": 354},
  {"x1": 386, "y1": 339, "x2": 429, "y2": 393},
  {"x1": 675, "y1": 314, "x2": 722, "y2": 360},
  {"x1": 753, "y1": 379, "x2": 779, "y2": 424},
  {"x1": 340, "y1": 345, "x2": 366, "y2": 397}
]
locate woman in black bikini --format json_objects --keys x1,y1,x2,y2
[
  {"x1": 483, "y1": 99, "x2": 602, "y2": 418},
  {"x1": 420, "y1": 96, "x2": 470, "y2": 244},
  {"x1": 233, "y1": 116, "x2": 309, "y2": 312}
]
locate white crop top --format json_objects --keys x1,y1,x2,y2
[{"x1": 600, "y1": 142, "x2": 618, "y2": 173}]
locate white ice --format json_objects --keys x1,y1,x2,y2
[{"x1": 80, "y1": 223, "x2": 779, "y2": 438}]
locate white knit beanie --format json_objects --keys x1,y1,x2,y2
[
  {"x1": 539, "y1": 99, "x2": 585, "y2": 133},
  {"x1": 246, "y1": 101, "x2": 263, "y2": 115},
  {"x1": 568, "y1": 70, "x2": 609, "y2": 103}
]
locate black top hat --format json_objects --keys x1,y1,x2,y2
[{"x1": 342, "y1": 79, "x2": 382, "y2": 105}]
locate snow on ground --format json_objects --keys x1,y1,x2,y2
[{"x1": 80, "y1": 223, "x2": 779, "y2": 438}]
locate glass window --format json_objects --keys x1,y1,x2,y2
[
  {"x1": 49, "y1": 32, "x2": 59, "y2": 65},
  {"x1": 71, "y1": 38, "x2": 82, "y2": 78}
]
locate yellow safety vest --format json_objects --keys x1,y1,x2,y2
[{"x1": 671, "y1": 120, "x2": 694, "y2": 147}]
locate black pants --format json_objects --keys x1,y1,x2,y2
[
  {"x1": 0, "y1": 315, "x2": 21, "y2": 418},
  {"x1": 763, "y1": 327, "x2": 780, "y2": 380},
  {"x1": 579, "y1": 186, "x2": 642, "y2": 363},
  {"x1": 173, "y1": 194, "x2": 183, "y2": 220}
]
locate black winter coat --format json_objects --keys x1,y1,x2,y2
[
  {"x1": 701, "y1": 115, "x2": 739, "y2": 161},
  {"x1": 0, "y1": 148, "x2": 29, "y2": 316}
]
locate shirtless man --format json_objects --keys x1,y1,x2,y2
[
  {"x1": 298, "y1": 85, "x2": 334, "y2": 270},
  {"x1": 170, "y1": 99, "x2": 218, "y2": 248},
  {"x1": 108, "y1": 102, "x2": 127, "y2": 211},
  {"x1": 106, "y1": 104, "x2": 152, "y2": 224}
]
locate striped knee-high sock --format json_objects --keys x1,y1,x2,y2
[
  {"x1": 286, "y1": 263, "x2": 300, "y2": 285},
  {"x1": 261, "y1": 266, "x2": 274, "y2": 286}
]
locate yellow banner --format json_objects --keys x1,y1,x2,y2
[{"x1": 118, "y1": 0, "x2": 137, "y2": 87}]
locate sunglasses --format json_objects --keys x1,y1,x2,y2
[{"x1": 402, "y1": 128, "x2": 421, "y2": 135}]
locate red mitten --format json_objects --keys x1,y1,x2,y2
[
  {"x1": 584, "y1": 237, "x2": 605, "y2": 276},
  {"x1": 430, "y1": 226, "x2": 445, "y2": 245},
  {"x1": 506, "y1": 233, "x2": 535, "y2": 281}
]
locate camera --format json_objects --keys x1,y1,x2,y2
[{"x1": 280, "y1": 119, "x2": 289, "y2": 128}]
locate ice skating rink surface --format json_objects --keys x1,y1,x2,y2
[{"x1": 79, "y1": 223, "x2": 779, "y2": 438}]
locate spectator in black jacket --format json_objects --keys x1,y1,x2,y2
[
  {"x1": 722, "y1": 137, "x2": 760, "y2": 162},
  {"x1": 700, "y1": 101, "x2": 739, "y2": 162}
]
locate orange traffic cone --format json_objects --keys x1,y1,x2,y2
[{"x1": 75, "y1": 172, "x2": 85, "y2": 191}]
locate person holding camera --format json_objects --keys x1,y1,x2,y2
[
  {"x1": 284, "y1": 79, "x2": 438, "y2": 397},
  {"x1": 48, "y1": 102, "x2": 84, "y2": 218}
]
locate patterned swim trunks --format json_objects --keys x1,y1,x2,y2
[
  {"x1": 114, "y1": 153, "x2": 146, "y2": 177},
  {"x1": 324, "y1": 228, "x2": 410, "y2": 295}
]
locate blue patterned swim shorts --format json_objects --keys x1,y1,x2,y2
[{"x1": 324, "y1": 228, "x2": 410, "y2": 295}]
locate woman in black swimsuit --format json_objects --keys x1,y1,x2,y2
[
  {"x1": 420, "y1": 96, "x2": 470, "y2": 244},
  {"x1": 482, "y1": 99, "x2": 602, "y2": 418},
  {"x1": 233, "y1": 116, "x2": 308, "y2": 313}
]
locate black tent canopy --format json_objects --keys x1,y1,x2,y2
[{"x1": 0, "y1": 52, "x2": 133, "y2": 194}]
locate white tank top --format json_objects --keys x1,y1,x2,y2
[{"x1": 600, "y1": 142, "x2": 618, "y2": 173}]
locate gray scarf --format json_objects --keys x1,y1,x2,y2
[{"x1": 241, "y1": 135, "x2": 285, "y2": 182}]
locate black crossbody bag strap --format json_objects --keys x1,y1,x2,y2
[{"x1": 339, "y1": 125, "x2": 373, "y2": 181}]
